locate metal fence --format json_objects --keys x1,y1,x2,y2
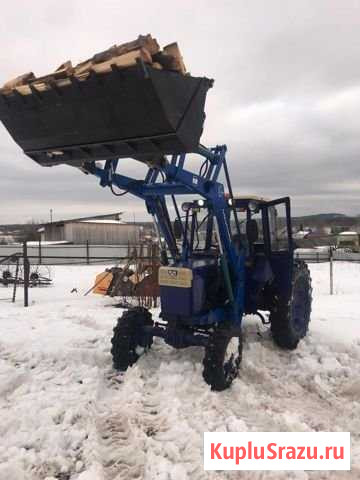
[
  {"x1": 2, "y1": 243, "x2": 360, "y2": 266},
  {"x1": 294, "y1": 248, "x2": 360, "y2": 295},
  {"x1": 294, "y1": 249, "x2": 360, "y2": 263},
  {"x1": 0, "y1": 243, "x2": 151, "y2": 265},
  {"x1": 1, "y1": 244, "x2": 358, "y2": 304}
]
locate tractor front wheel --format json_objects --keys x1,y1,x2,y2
[
  {"x1": 203, "y1": 326, "x2": 242, "y2": 391},
  {"x1": 111, "y1": 307, "x2": 153, "y2": 371},
  {"x1": 270, "y1": 261, "x2": 312, "y2": 350}
]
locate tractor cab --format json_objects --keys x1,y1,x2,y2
[
  {"x1": 164, "y1": 195, "x2": 294, "y2": 318},
  {"x1": 231, "y1": 196, "x2": 294, "y2": 314},
  {"x1": 231, "y1": 196, "x2": 293, "y2": 253}
]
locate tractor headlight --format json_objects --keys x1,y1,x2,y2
[
  {"x1": 228, "y1": 198, "x2": 233, "y2": 206},
  {"x1": 197, "y1": 199, "x2": 205, "y2": 207},
  {"x1": 248, "y1": 200, "x2": 258, "y2": 213}
]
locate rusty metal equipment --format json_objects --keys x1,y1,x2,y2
[{"x1": 91, "y1": 240, "x2": 160, "y2": 307}]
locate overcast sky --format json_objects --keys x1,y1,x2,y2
[{"x1": 1, "y1": 0, "x2": 360, "y2": 224}]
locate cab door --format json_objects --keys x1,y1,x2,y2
[{"x1": 261, "y1": 197, "x2": 294, "y2": 301}]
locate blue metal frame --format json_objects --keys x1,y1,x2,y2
[{"x1": 84, "y1": 145, "x2": 246, "y2": 326}]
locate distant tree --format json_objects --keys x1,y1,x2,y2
[{"x1": 17, "y1": 220, "x2": 41, "y2": 242}]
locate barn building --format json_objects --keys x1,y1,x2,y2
[
  {"x1": 336, "y1": 231, "x2": 360, "y2": 252},
  {"x1": 39, "y1": 214, "x2": 142, "y2": 245}
]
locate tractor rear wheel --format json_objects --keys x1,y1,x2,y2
[
  {"x1": 111, "y1": 307, "x2": 153, "y2": 371},
  {"x1": 270, "y1": 261, "x2": 312, "y2": 350},
  {"x1": 202, "y1": 325, "x2": 242, "y2": 391}
]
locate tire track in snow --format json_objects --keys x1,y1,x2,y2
[
  {"x1": 94, "y1": 322, "x2": 360, "y2": 480},
  {"x1": 95, "y1": 343, "x2": 180, "y2": 479}
]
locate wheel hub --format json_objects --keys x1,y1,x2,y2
[
  {"x1": 224, "y1": 336, "x2": 241, "y2": 379},
  {"x1": 225, "y1": 337, "x2": 240, "y2": 363}
]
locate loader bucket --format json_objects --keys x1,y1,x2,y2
[{"x1": 0, "y1": 65, "x2": 213, "y2": 166}]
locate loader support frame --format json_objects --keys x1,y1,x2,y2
[{"x1": 84, "y1": 145, "x2": 246, "y2": 326}]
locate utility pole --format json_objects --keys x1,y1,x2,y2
[{"x1": 50, "y1": 209, "x2": 53, "y2": 223}]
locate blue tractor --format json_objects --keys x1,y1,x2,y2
[
  {"x1": 85, "y1": 147, "x2": 312, "y2": 390},
  {"x1": 0, "y1": 62, "x2": 312, "y2": 390}
]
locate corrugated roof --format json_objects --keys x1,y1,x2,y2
[
  {"x1": 79, "y1": 219, "x2": 127, "y2": 225},
  {"x1": 338, "y1": 231, "x2": 358, "y2": 236}
]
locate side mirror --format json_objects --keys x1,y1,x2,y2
[
  {"x1": 246, "y1": 219, "x2": 259, "y2": 244},
  {"x1": 173, "y1": 219, "x2": 183, "y2": 239}
]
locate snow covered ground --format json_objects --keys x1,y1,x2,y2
[{"x1": 0, "y1": 262, "x2": 359, "y2": 480}]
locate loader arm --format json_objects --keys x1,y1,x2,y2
[{"x1": 83, "y1": 145, "x2": 246, "y2": 323}]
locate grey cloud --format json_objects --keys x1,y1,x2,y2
[{"x1": 1, "y1": 0, "x2": 360, "y2": 223}]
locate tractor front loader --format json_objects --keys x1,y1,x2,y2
[{"x1": 0, "y1": 44, "x2": 312, "y2": 390}]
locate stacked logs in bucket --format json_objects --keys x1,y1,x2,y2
[{"x1": 1, "y1": 34, "x2": 187, "y2": 97}]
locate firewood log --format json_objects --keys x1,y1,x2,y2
[
  {"x1": 89, "y1": 48, "x2": 152, "y2": 75},
  {"x1": 152, "y1": 52, "x2": 175, "y2": 71},
  {"x1": 152, "y1": 51, "x2": 185, "y2": 73},
  {"x1": 1, "y1": 35, "x2": 185, "y2": 97},
  {"x1": 1, "y1": 72, "x2": 35, "y2": 94},
  {"x1": 75, "y1": 34, "x2": 159, "y2": 74},
  {"x1": 113, "y1": 34, "x2": 160, "y2": 57},
  {"x1": 163, "y1": 42, "x2": 186, "y2": 74}
]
